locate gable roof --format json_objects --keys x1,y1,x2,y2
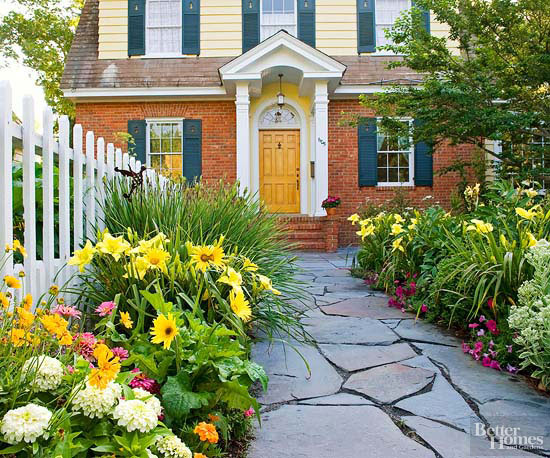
[{"x1": 61, "y1": 0, "x2": 421, "y2": 93}]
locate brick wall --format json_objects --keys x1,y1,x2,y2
[
  {"x1": 75, "y1": 101, "x2": 237, "y2": 183},
  {"x1": 328, "y1": 100, "x2": 476, "y2": 246}
]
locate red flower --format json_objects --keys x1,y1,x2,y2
[
  {"x1": 487, "y1": 298, "x2": 494, "y2": 309},
  {"x1": 486, "y1": 320, "x2": 498, "y2": 333}
]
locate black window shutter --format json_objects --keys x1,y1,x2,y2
[
  {"x1": 128, "y1": 0, "x2": 146, "y2": 56},
  {"x1": 242, "y1": 0, "x2": 260, "y2": 52},
  {"x1": 183, "y1": 120, "x2": 202, "y2": 184},
  {"x1": 298, "y1": 0, "x2": 316, "y2": 48},
  {"x1": 411, "y1": 0, "x2": 430, "y2": 33},
  {"x1": 183, "y1": 0, "x2": 200, "y2": 54},
  {"x1": 358, "y1": 119, "x2": 378, "y2": 186},
  {"x1": 357, "y1": 0, "x2": 376, "y2": 53},
  {"x1": 128, "y1": 120, "x2": 147, "y2": 165},
  {"x1": 414, "y1": 120, "x2": 433, "y2": 186}
]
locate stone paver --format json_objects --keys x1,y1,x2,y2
[
  {"x1": 248, "y1": 405, "x2": 436, "y2": 458},
  {"x1": 320, "y1": 342, "x2": 416, "y2": 372},
  {"x1": 344, "y1": 363, "x2": 435, "y2": 404},
  {"x1": 251, "y1": 251, "x2": 550, "y2": 457},
  {"x1": 321, "y1": 296, "x2": 414, "y2": 319}
]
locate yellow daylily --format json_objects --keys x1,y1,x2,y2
[
  {"x1": 356, "y1": 224, "x2": 375, "y2": 240},
  {"x1": 229, "y1": 289, "x2": 252, "y2": 322},
  {"x1": 392, "y1": 237, "x2": 405, "y2": 253},
  {"x1": 347, "y1": 214, "x2": 361, "y2": 225},
  {"x1": 68, "y1": 240, "x2": 96, "y2": 272},
  {"x1": 393, "y1": 214, "x2": 405, "y2": 224},
  {"x1": 218, "y1": 267, "x2": 243, "y2": 292},
  {"x1": 515, "y1": 207, "x2": 537, "y2": 221},
  {"x1": 257, "y1": 274, "x2": 281, "y2": 295},
  {"x1": 124, "y1": 256, "x2": 150, "y2": 280},
  {"x1": 242, "y1": 257, "x2": 259, "y2": 272},
  {"x1": 96, "y1": 233, "x2": 131, "y2": 261},
  {"x1": 467, "y1": 219, "x2": 494, "y2": 234},
  {"x1": 527, "y1": 232, "x2": 537, "y2": 247},
  {"x1": 391, "y1": 224, "x2": 404, "y2": 236}
]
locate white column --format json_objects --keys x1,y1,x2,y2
[
  {"x1": 235, "y1": 82, "x2": 251, "y2": 194},
  {"x1": 314, "y1": 81, "x2": 329, "y2": 216}
]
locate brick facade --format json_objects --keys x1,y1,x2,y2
[
  {"x1": 75, "y1": 99, "x2": 474, "y2": 249},
  {"x1": 75, "y1": 101, "x2": 237, "y2": 183},
  {"x1": 327, "y1": 100, "x2": 475, "y2": 246}
]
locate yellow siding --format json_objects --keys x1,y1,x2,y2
[
  {"x1": 96, "y1": 0, "x2": 458, "y2": 60},
  {"x1": 98, "y1": 0, "x2": 127, "y2": 59},
  {"x1": 430, "y1": 17, "x2": 460, "y2": 56},
  {"x1": 200, "y1": 0, "x2": 242, "y2": 58},
  {"x1": 316, "y1": 0, "x2": 357, "y2": 56}
]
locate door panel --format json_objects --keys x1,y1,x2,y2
[{"x1": 260, "y1": 130, "x2": 300, "y2": 213}]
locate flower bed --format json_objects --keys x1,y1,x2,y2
[
  {"x1": 0, "y1": 181, "x2": 305, "y2": 456},
  {"x1": 350, "y1": 180, "x2": 550, "y2": 389}
]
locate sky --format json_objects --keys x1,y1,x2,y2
[{"x1": 0, "y1": 2, "x2": 48, "y2": 131}]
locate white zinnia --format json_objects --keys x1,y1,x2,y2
[
  {"x1": 1, "y1": 403, "x2": 52, "y2": 444},
  {"x1": 72, "y1": 381, "x2": 121, "y2": 418},
  {"x1": 112, "y1": 399, "x2": 158, "y2": 433},
  {"x1": 22, "y1": 355, "x2": 64, "y2": 391},
  {"x1": 132, "y1": 387, "x2": 162, "y2": 417},
  {"x1": 156, "y1": 434, "x2": 192, "y2": 458}
]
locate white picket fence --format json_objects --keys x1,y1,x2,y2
[{"x1": 0, "y1": 81, "x2": 155, "y2": 302}]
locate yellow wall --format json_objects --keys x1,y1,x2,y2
[
  {"x1": 201, "y1": 0, "x2": 242, "y2": 57},
  {"x1": 97, "y1": 0, "x2": 459, "y2": 60},
  {"x1": 316, "y1": 0, "x2": 357, "y2": 56},
  {"x1": 98, "y1": 0, "x2": 127, "y2": 59}
]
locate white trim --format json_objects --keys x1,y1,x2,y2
[
  {"x1": 62, "y1": 87, "x2": 228, "y2": 99},
  {"x1": 252, "y1": 97, "x2": 309, "y2": 215},
  {"x1": 375, "y1": 118, "x2": 415, "y2": 187},
  {"x1": 333, "y1": 84, "x2": 421, "y2": 95}
]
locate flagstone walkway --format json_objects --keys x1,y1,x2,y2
[{"x1": 249, "y1": 250, "x2": 550, "y2": 458}]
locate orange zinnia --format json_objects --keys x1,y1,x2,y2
[
  {"x1": 208, "y1": 413, "x2": 220, "y2": 422},
  {"x1": 193, "y1": 422, "x2": 219, "y2": 444},
  {"x1": 88, "y1": 344, "x2": 121, "y2": 389},
  {"x1": 194, "y1": 454, "x2": 208, "y2": 458}
]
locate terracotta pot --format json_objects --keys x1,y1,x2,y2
[{"x1": 326, "y1": 207, "x2": 337, "y2": 216}]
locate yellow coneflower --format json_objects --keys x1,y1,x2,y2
[
  {"x1": 150, "y1": 313, "x2": 179, "y2": 350},
  {"x1": 89, "y1": 344, "x2": 121, "y2": 389},
  {"x1": 22, "y1": 293, "x2": 32, "y2": 311},
  {"x1": 49, "y1": 285, "x2": 59, "y2": 296},
  {"x1": 190, "y1": 245, "x2": 225, "y2": 272},
  {"x1": 3, "y1": 275, "x2": 21, "y2": 289},
  {"x1": 12, "y1": 240, "x2": 27, "y2": 257},
  {"x1": 16, "y1": 307, "x2": 34, "y2": 329},
  {"x1": 0, "y1": 292, "x2": 9, "y2": 309}
]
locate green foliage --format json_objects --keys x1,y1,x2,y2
[
  {"x1": 356, "y1": 0, "x2": 550, "y2": 176},
  {"x1": 0, "y1": 0, "x2": 82, "y2": 116}
]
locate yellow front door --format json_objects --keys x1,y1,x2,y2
[{"x1": 259, "y1": 130, "x2": 300, "y2": 213}]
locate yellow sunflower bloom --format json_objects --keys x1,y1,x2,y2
[
  {"x1": 218, "y1": 267, "x2": 243, "y2": 291},
  {"x1": 68, "y1": 240, "x2": 96, "y2": 272},
  {"x1": 190, "y1": 245, "x2": 225, "y2": 272},
  {"x1": 120, "y1": 311, "x2": 133, "y2": 329},
  {"x1": 142, "y1": 247, "x2": 171, "y2": 273},
  {"x1": 150, "y1": 313, "x2": 179, "y2": 350},
  {"x1": 257, "y1": 274, "x2": 281, "y2": 295},
  {"x1": 96, "y1": 233, "x2": 131, "y2": 261},
  {"x1": 347, "y1": 214, "x2": 361, "y2": 225},
  {"x1": 229, "y1": 289, "x2": 252, "y2": 322},
  {"x1": 89, "y1": 344, "x2": 121, "y2": 389}
]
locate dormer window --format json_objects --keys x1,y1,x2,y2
[
  {"x1": 261, "y1": 0, "x2": 297, "y2": 41},
  {"x1": 146, "y1": 0, "x2": 182, "y2": 56}
]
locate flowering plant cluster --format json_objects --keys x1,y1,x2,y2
[
  {"x1": 321, "y1": 196, "x2": 341, "y2": 209},
  {"x1": 350, "y1": 180, "x2": 550, "y2": 387}
]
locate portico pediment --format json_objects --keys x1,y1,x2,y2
[{"x1": 219, "y1": 30, "x2": 346, "y2": 95}]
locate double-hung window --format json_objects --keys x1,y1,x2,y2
[
  {"x1": 261, "y1": 0, "x2": 297, "y2": 41},
  {"x1": 377, "y1": 120, "x2": 414, "y2": 186},
  {"x1": 147, "y1": 120, "x2": 183, "y2": 178},
  {"x1": 376, "y1": 0, "x2": 411, "y2": 48},
  {"x1": 146, "y1": 0, "x2": 182, "y2": 56}
]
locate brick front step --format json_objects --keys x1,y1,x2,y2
[{"x1": 278, "y1": 215, "x2": 340, "y2": 252}]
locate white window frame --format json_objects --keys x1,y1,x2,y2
[
  {"x1": 376, "y1": 118, "x2": 415, "y2": 187},
  {"x1": 145, "y1": 118, "x2": 184, "y2": 176},
  {"x1": 260, "y1": 0, "x2": 298, "y2": 41},
  {"x1": 369, "y1": 0, "x2": 412, "y2": 56},
  {"x1": 145, "y1": 0, "x2": 182, "y2": 58}
]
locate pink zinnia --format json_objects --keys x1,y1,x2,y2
[
  {"x1": 461, "y1": 342, "x2": 471, "y2": 353},
  {"x1": 129, "y1": 369, "x2": 160, "y2": 394},
  {"x1": 52, "y1": 304, "x2": 82, "y2": 319},
  {"x1": 96, "y1": 301, "x2": 116, "y2": 317},
  {"x1": 479, "y1": 315, "x2": 486, "y2": 323},
  {"x1": 469, "y1": 323, "x2": 479, "y2": 329},
  {"x1": 421, "y1": 304, "x2": 428, "y2": 313},
  {"x1": 490, "y1": 360, "x2": 501, "y2": 371},
  {"x1": 482, "y1": 356, "x2": 492, "y2": 367},
  {"x1": 73, "y1": 332, "x2": 97, "y2": 361},
  {"x1": 244, "y1": 407, "x2": 255, "y2": 418},
  {"x1": 486, "y1": 320, "x2": 498, "y2": 333},
  {"x1": 111, "y1": 347, "x2": 129, "y2": 361}
]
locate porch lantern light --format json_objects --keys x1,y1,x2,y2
[{"x1": 277, "y1": 74, "x2": 285, "y2": 110}]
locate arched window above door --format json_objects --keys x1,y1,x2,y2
[{"x1": 259, "y1": 105, "x2": 299, "y2": 128}]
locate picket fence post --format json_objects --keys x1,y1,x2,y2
[
  {"x1": 0, "y1": 82, "x2": 13, "y2": 279},
  {"x1": 42, "y1": 107, "x2": 55, "y2": 287}
]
